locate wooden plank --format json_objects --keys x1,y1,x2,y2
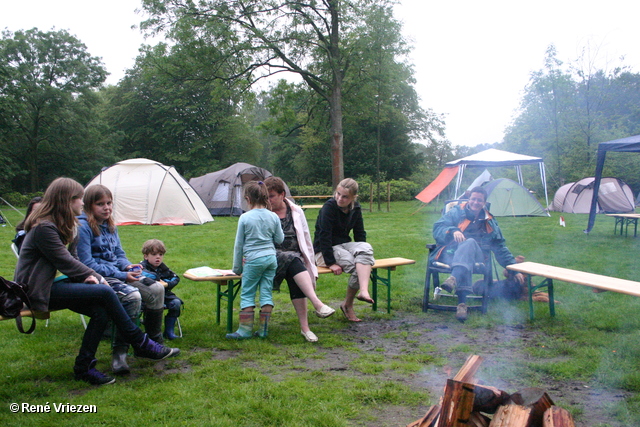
[
  {"x1": 0, "y1": 310, "x2": 50, "y2": 321},
  {"x1": 407, "y1": 404, "x2": 441, "y2": 427},
  {"x1": 291, "y1": 195, "x2": 332, "y2": 199},
  {"x1": 468, "y1": 412, "x2": 490, "y2": 427},
  {"x1": 509, "y1": 388, "x2": 555, "y2": 427},
  {"x1": 489, "y1": 404, "x2": 532, "y2": 427},
  {"x1": 473, "y1": 384, "x2": 510, "y2": 414},
  {"x1": 183, "y1": 272, "x2": 242, "y2": 282},
  {"x1": 606, "y1": 213, "x2": 640, "y2": 219},
  {"x1": 437, "y1": 379, "x2": 475, "y2": 427},
  {"x1": 506, "y1": 262, "x2": 640, "y2": 296},
  {"x1": 453, "y1": 354, "x2": 484, "y2": 383},
  {"x1": 317, "y1": 257, "x2": 416, "y2": 274},
  {"x1": 543, "y1": 406, "x2": 576, "y2": 427}
]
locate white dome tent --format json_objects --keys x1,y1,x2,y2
[{"x1": 86, "y1": 158, "x2": 214, "y2": 226}]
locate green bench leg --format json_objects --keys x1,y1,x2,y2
[
  {"x1": 528, "y1": 276, "x2": 555, "y2": 320},
  {"x1": 216, "y1": 279, "x2": 242, "y2": 333},
  {"x1": 370, "y1": 268, "x2": 393, "y2": 314}
]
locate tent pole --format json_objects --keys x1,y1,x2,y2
[
  {"x1": 540, "y1": 163, "x2": 549, "y2": 209},
  {"x1": 454, "y1": 165, "x2": 465, "y2": 199},
  {"x1": 586, "y1": 148, "x2": 607, "y2": 233},
  {"x1": 515, "y1": 165, "x2": 523, "y2": 185}
]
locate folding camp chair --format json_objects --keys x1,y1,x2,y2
[
  {"x1": 422, "y1": 200, "x2": 495, "y2": 314},
  {"x1": 422, "y1": 244, "x2": 494, "y2": 313}
]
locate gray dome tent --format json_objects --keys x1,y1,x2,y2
[
  {"x1": 189, "y1": 163, "x2": 291, "y2": 216},
  {"x1": 552, "y1": 177, "x2": 635, "y2": 214}
]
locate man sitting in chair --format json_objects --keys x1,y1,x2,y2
[{"x1": 430, "y1": 186, "x2": 524, "y2": 322}]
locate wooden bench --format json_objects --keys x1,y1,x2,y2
[
  {"x1": 0, "y1": 309, "x2": 49, "y2": 334},
  {"x1": 291, "y1": 195, "x2": 331, "y2": 210},
  {"x1": 606, "y1": 213, "x2": 640, "y2": 237},
  {"x1": 317, "y1": 257, "x2": 416, "y2": 314},
  {"x1": 507, "y1": 261, "x2": 640, "y2": 320},
  {"x1": 183, "y1": 257, "x2": 415, "y2": 332},
  {"x1": 0, "y1": 309, "x2": 50, "y2": 321},
  {"x1": 182, "y1": 271, "x2": 242, "y2": 334}
]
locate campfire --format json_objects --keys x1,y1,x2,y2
[{"x1": 407, "y1": 355, "x2": 575, "y2": 427}]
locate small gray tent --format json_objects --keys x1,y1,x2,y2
[
  {"x1": 482, "y1": 178, "x2": 548, "y2": 217},
  {"x1": 552, "y1": 177, "x2": 634, "y2": 214},
  {"x1": 189, "y1": 163, "x2": 290, "y2": 216}
]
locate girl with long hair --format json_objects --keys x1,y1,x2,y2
[{"x1": 14, "y1": 178, "x2": 179, "y2": 385}]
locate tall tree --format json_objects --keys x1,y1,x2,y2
[
  {"x1": 104, "y1": 44, "x2": 260, "y2": 177},
  {"x1": 140, "y1": 0, "x2": 370, "y2": 187},
  {"x1": 0, "y1": 28, "x2": 107, "y2": 191}
]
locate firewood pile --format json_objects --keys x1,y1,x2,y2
[{"x1": 407, "y1": 355, "x2": 575, "y2": 427}]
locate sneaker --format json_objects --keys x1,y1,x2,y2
[
  {"x1": 456, "y1": 303, "x2": 468, "y2": 323},
  {"x1": 315, "y1": 304, "x2": 336, "y2": 319},
  {"x1": 133, "y1": 334, "x2": 180, "y2": 360},
  {"x1": 433, "y1": 286, "x2": 442, "y2": 301},
  {"x1": 75, "y1": 360, "x2": 115, "y2": 386},
  {"x1": 441, "y1": 276, "x2": 456, "y2": 294}
]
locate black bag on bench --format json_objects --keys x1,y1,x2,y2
[{"x1": 0, "y1": 276, "x2": 36, "y2": 334}]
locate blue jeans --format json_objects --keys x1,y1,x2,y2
[
  {"x1": 239, "y1": 255, "x2": 277, "y2": 309},
  {"x1": 447, "y1": 238, "x2": 485, "y2": 293},
  {"x1": 48, "y1": 281, "x2": 145, "y2": 373}
]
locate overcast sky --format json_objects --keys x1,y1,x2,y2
[{"x1": 3, "y1": 0, "x2": 640, "y2": 147}]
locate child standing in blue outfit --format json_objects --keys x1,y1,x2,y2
[{"x1": 227, "y1": 181, "x2": 284, "y2": 339}]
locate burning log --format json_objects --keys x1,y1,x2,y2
[
  {"x1": 509, "y1": 388, "x2": 555, "y2": 426},
  {"x1": 488, "y1": 404, "x2": 532, "y2": 426},
  {"x1": 543, "y1": 406, "x2": 575, "y2": 427},
  {"x1": 437, "y1": 379, "x2": 475, "y2": 427},
  {"x1": 406, "y1": 404, "x2": 441, "y2": 427},
  {"x1": 408, "y1": 356, "x2": 573, "y2": 427},
  {"x1": 473, "y1": 384, "x2": 510, "y2": 414},
  {"x1": 468, "y1": 412, "x2": 491, "y2": 427},
  {"x1": 453, "y1": 355, "x2": 484, "y2": 383}
]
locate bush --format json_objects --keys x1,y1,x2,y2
[
  {"x1": 289, "y1": 179, "x2": 422, "y2": 202},
  {"x1": 288, "y1": 184, "x2": 333, "y2": 198},
  {"x1": 0, "y1": 191, "x2": 43, "y2": 208}
]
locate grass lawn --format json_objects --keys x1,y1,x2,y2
[{"x1": 1, "y1": 201, "x2": 640, "y2": 426}]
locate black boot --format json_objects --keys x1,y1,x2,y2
[
  {"x1": 111, "y1": 345, "x2": 130, "y2": 375},
  {"x1": 144, "y1": 308, "x2": 165, "y2": 344},
  {"x1": 164, "y1": 316, "x2": 179, "y2": 340}
]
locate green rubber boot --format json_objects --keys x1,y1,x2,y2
[{"x1": 226, "y1": 311, "x2": 254, "y2": 339}]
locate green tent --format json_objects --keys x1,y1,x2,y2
[{"x1": 482, "y1": 178, "x2": 548, "y2": 217}]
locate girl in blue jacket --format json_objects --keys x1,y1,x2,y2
[{"x1": 227, "y1": 181, "x2": 284, "y2": 339}]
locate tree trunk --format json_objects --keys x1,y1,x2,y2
[
  {"x1": 328, "y1": 0, "x2": 344, "y2": 188},
  {"x1": 330, "y1": 85, "x2": 344, "y2": 189}
]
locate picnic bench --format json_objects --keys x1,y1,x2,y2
[
  {"x1": 183, "y1": 257, "x2": 415, "y2": 333},
  {"x1": 316, "y1": 257, "x2": 416, "y2": 314},
  {"x1": 182, "y1": 271, "x2": 242, "y2": 334},
  {"x1": 606, "y1": 213, "x2": 640, "y2": 237},
  {"x1": 507, "y1": 261, "x2": 640, "y2": 320},
  {"x1": 291, "y1": 195, "x2": 332, "y2": 209}
]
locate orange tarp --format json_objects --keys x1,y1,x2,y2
[{"x1": 415, "y1": 166, "x2": 459, "y2": 204}]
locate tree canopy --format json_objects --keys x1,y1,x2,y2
[{"x1": 0, "y1": 28, "x2": 109, "y2": 192}]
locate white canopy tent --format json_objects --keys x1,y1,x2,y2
[{"x1": 446, "y1": 149, "x2": 549, "y2": 208}]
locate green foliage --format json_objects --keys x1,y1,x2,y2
[
  {"x1": 503, "y1": 44, "x2": 640, "y2": 193},
  {"x1": 289, "y1": 184, "x2": 333, "y2": 198},
  {"x1": 0, "y1": 191, "x2": 43, "y2": 207},
  {"x1": 0, "y1": 28, "x2": 108, "y2": 192}
]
